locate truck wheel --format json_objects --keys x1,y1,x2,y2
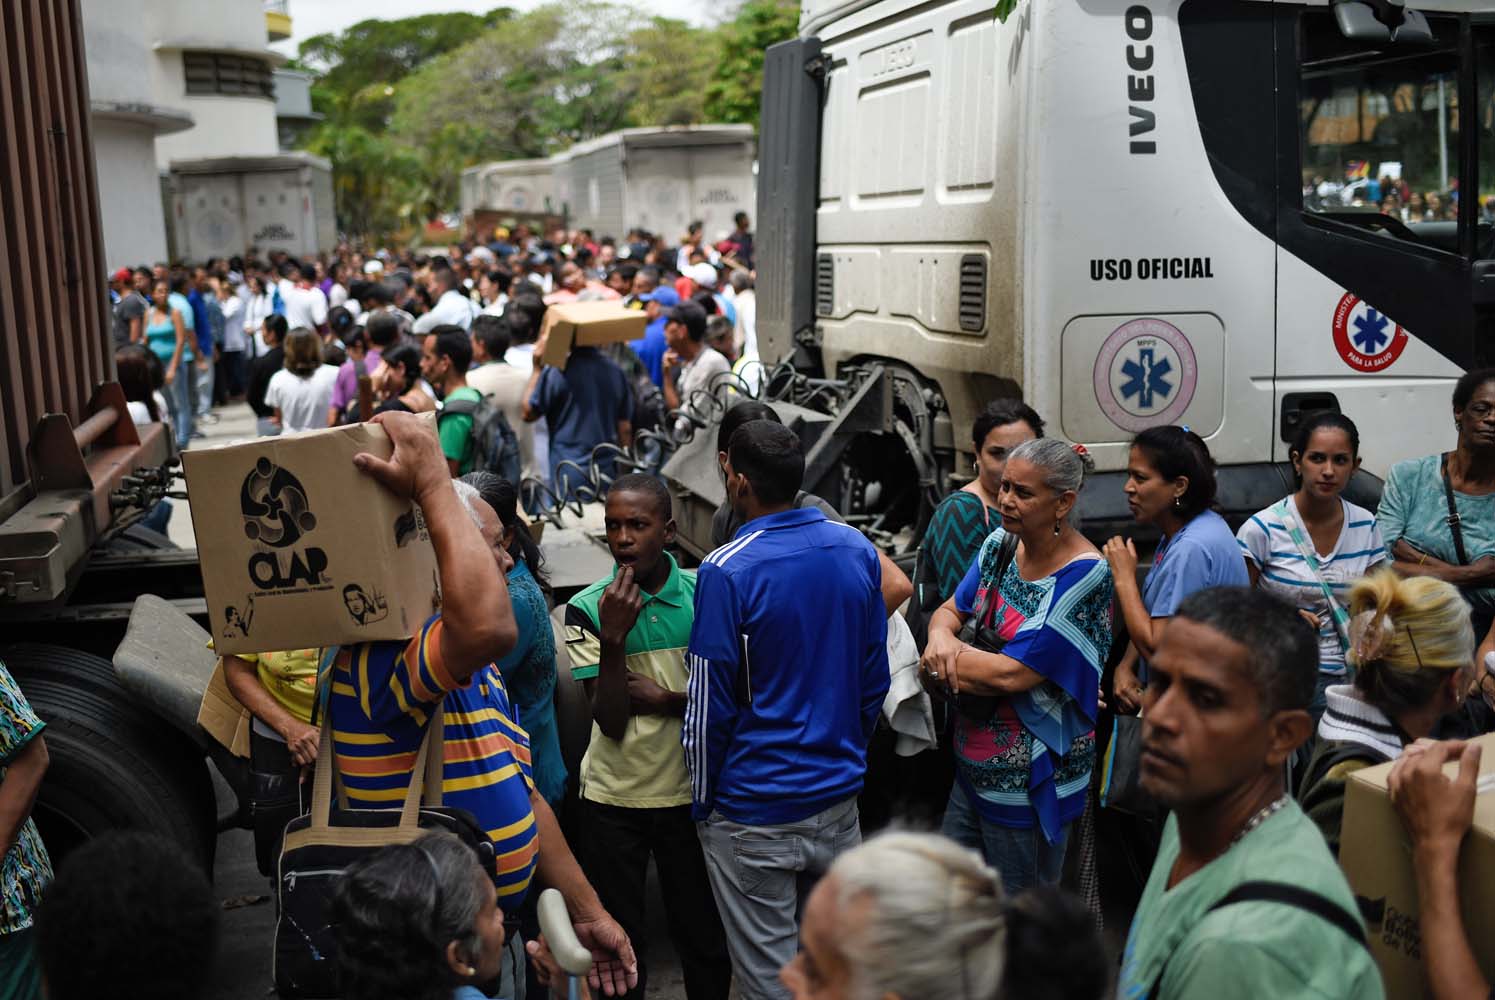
[{"x1": 1, "y1": 643, "x2": 216, "y2": 873}]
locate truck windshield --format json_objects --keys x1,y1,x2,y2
[{"x1": 1298, "y1": 13, "x2": 1462, "y2": 254}]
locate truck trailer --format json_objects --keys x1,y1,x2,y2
[
  {"x1": 552, "y1": 125, "x2": 757, "y2": 245},
  {"x1": 666, "y1": 0, "x2": 1495, "y2": 556},
  {"x1": 169, "y1": 152, "x2": 336, "y2": 264},
  {"x1": 0, "y1": 0, "x2": 218, "y2": 870}
]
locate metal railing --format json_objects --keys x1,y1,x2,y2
[{"x1": 264, "y1": 0, "x2": 290, "y2": 15}]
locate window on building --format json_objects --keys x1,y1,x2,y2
[{"x1": 183, "y1": 52, "x2": 274, "y2": 99}]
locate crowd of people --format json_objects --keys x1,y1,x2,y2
[
  {"x1": 6, "y1": 220, "x2": 1490, "y2": 1000},
  {"x1": 107, "y1": 217, "x2": 761, "y2": 510}
]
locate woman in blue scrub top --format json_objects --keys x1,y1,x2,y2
[{"x1": 1103, "y1": 426, "x2": 1249, "y2": 711}]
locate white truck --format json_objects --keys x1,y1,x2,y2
[
  {"x1": 666, "y1": 0, "x2": 1495, "y2": 555},
  {"x1": 170, "y1": 152, "x2": 336, "y2": 263},
  {"x1": 553, "y1": 125, "x2": 757, "y2": 246}
]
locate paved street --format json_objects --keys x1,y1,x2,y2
[{"x1": 181, "y1": 403, "x2": 695, "y2": 1000}]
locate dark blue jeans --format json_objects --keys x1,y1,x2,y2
[{"x1": 941, "y1": 781, "x2": 1070, "y2": 895}]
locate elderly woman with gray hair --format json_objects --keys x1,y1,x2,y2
[
  {"x1": 332, "y1": 832, "x2": 511, "y2": 1000},
  {"x1": 921, "y1": 438, "x2": 1113, "y2": 892},
  {"x1": 780, "y1": 831, "x2": 1108, "y2": 1000}
]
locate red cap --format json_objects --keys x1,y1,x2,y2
[{"x1": 111, "y1": 267, "x2": 132, "y2": 283}]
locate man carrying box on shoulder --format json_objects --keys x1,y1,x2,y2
[{"x1": 329, "y1": 411, "x2": 638, "y2": 999}]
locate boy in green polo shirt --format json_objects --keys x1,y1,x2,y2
[{"x1": 565, "y1": 474, "x2": 731, "y2": 1000}]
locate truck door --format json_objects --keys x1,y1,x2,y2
[{"x1": 1271, "y1": 10, "x2": 1494, "y2": 479}]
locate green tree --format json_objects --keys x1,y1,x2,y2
[
  {"x1": 616, "y1": 17, "x2": 713, "y2": 127},
  {"x1": 703, "y1": 0, "x2": 800, "y2": 128},
  {"x1": 301, "y1": 9, "x2": 513, "y2": 131},
  {"x1": 390, "y1": 3, "x2": 637, "y2": 160},
  {"x1": 298, "y1": 2, "x2": 786, "y2": 238},
  {"x1": 304, "y1": 124, "x2": 418, "y2": 240}
]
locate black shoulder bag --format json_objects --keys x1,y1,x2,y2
[
  {"x1": 1441, "y1": 452, "x2": 1469, "y2": 565},
  {"x1": 933, "y1": 532, "x2": 1019, "y2": 723},
  {"x1": 1146, "y1": 882, "x2": 1369, "y2": 1000}
]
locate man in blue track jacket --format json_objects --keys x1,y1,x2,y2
[{"x1": 683, "y1": 419, "x2": 889, "y2": 1000}]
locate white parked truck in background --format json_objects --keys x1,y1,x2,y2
[
  {"x1": 170, "y1": 152, "x2": 336, "y2": 263},
  {"x1": 665, "y1": 0, "x2": 1495, "y2": 556}
]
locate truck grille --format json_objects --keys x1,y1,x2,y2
[{"x1": 959, "y1": 255, "x2": 986, "y2": 332}]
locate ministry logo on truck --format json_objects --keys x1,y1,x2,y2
[
  {"x1": 1331, "y1": 293, "x2": 1408, "y2": 373},
  {"x1": 1093, "y1": 317, "x2": 1198, "y2": 432}
]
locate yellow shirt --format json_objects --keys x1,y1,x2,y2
[{"x1": 237, "y1": 648, "x2": 321, "y2": 724}]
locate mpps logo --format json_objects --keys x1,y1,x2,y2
[{"x1": 239, "y1": 458, "x2": 328, "y2": 589}]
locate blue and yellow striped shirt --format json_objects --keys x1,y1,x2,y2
[{"x1": 330, "y1": 614, "x2": 539, "y2": 909}]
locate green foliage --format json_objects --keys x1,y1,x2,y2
[
  {"x1": 994, "y1": 0, "x2": 1020, "y2": 23},
  {"x1": 390, "y1": 3, "x2": 635, "y2": 160},
  {"x1": 704, "y1": 0, "x2": 800, "y2": 128},
  {"x1": 299, "y1": 1, "x2": 794, "y2": 238},
  {"x1": 302, "y1": 10, "x2": 513, "y2": 130}
]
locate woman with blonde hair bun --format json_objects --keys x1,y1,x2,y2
[{"x1": 1299, "y1": 569, "x2": 1477, "y2": 855}]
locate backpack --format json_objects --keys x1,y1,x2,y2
[
  {"x1": 440, "y1": 393, "x2": 521, "y2": 483},
  {"x1": 604, "y1": 342, "x2": 668, "y2": 434}
]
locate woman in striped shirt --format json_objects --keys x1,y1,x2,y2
[{"x1": 1236, "y1": 412, "x2": 1386, "y2": 720}]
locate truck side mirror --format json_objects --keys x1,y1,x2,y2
[{"x1": 1334, "y1": 1, "x2": 1434, "y2": 45}]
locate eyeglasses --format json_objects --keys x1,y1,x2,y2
[{"x1": 1466, "y1": 401, "x2": 1494, "y2": 418}]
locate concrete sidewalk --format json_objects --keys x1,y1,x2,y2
[{"x1": 165, "y1": 402, "x2": 260, "y2": 550}]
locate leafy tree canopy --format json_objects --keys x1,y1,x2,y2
[{"x1": 297, "y1": 1, "x2": 798, "y2": 240}]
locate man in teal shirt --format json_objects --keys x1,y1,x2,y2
[
  {"x1": 422, "y1": 326, "x2": 482, "y2": 475},
  {"x1": 1118, "y1": 587, "x2": 1383, "y2": 1000}
]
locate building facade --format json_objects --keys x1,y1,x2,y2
[{"x1": 81, "y1": 0, "x2": 293, "y2": 268}]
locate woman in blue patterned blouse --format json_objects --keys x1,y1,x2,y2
[{"x1": 921, "y1": 439, "x2": 1114, "y2": 893}]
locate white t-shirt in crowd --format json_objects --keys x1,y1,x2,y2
[
  {"x1": 1236, "y1": 495, "x2": 1387, "y2": 674},
  {"x1": 674, "y1": 346, "x2": 731, "y2": 433},
  {"x1": 503, "y1": 343, "x2": 549, "y2": 484},
  {"x1": 282, "y1": 284, "x2": 329, "y2": 332},
  {"x1": 243, "y1": 293, "x2": 275, "y2": 357},
  {"x1": 412, "y1": 289, "x2": 478, "y2": 333},
  {"x1": 265, "y1": 365, "x2": 339, "y2": 433},
  {"x1": 219, "y1": 295, "x2": 247, "y2": 353},
  {"x1": 127, "y1": 393, "x2": 169, "y2": 428},
  {"x1": 467, "y1": 361, "x2": 538, "y2": 482}
]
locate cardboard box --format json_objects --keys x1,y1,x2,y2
[
  {"x1": 183, "y1": 419, "x2": 441, "y2": 656},
  {"x1": 539, "y1": 301, "x2": 647, "y2": 369},
  {"x1": 197, "y1": 658, "x2": 252, "y2": 758},
  {"x1": 1340, "y1": 732, "x2": 1495, "y2": 998}
]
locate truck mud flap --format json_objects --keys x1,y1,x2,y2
[
  {"x1": 112, "y1": 593, "x2": 218, "y2": 751},
  {"x1": 756, "y1": 36, "x2": 824, "y2": 366}
]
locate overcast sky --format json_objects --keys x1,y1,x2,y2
[{"x1": 270, "y1": 0, "x2": 717, "y2": 58}]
